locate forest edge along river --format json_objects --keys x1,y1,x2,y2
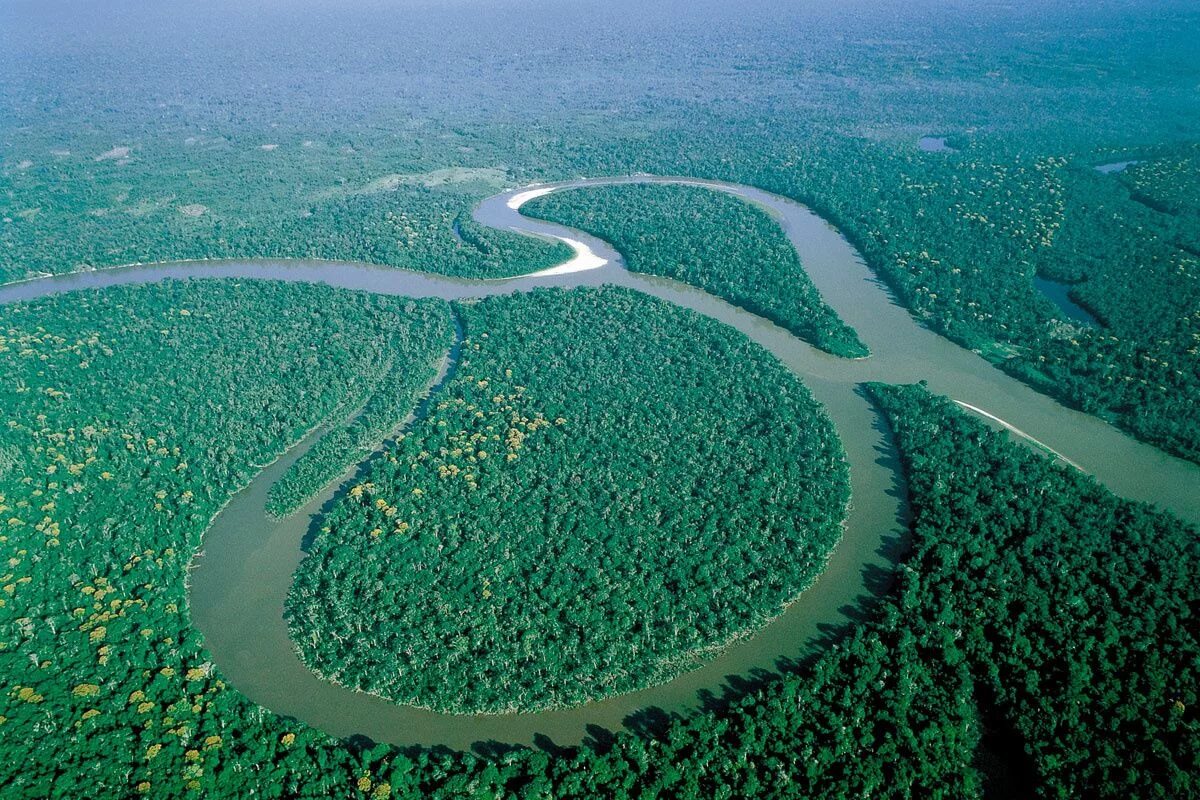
[{"x1": 1, "y1": 176, "x2": 1197, "y2": 751}]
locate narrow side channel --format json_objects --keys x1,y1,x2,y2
[{"x1": 186, "y1": 308, "x2": 466, "y2": 738}]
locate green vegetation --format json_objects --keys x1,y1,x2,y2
[
  {"x1": 528, "y1": 382, "x2": 1199, "y2": 798},
  {"x1": 997, "y1": 145, "x2": 1200, "y2": 458},
  {"x1": 0, "y1": 278, "x2": 1193, "y2": 797},
  {"x1": 521, "y1": 183, "x2": 868, "y2": 357},
  {"x1": 0, "y1": 279, "x2": 458, "y2": 797},
  {"x1": 10, "y1": 130, "x2": 1196, "y2": 460},
  {"x1": 264, "y1": 304, "x2": 452, "y2": 517},
  {"x1": 862, "y1": 383, "x2": 1198, "y2": 796},
  {"x1": 0, "y1": 156, "x2": 572, "y2": 282},
  {"x1": 288, "y1": 286, "x2": 850, "y2": 712},
  {"x1": 2, "y1": 1, "x2": 1198, "y2": 796},
  {"x1": 285, "y1": 381, "x2": 1194, "y2": 798},
  {"x1": 3, "y1": 1, "x2": 1197, "y2": 460},
  {"x1": 777, "y1": 141, "x2": 1200, "y2": 462}
]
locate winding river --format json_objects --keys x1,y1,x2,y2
[{"x1": 2, "y1": 176, "x2": 1197, "y2": 751}]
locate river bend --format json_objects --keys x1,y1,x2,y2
[{"x1": 1, "y1": 176, "x2": 1196, "y2": 750}]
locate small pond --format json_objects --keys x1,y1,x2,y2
[
  {"x1": 1033, "y1": 276, "x2": 1099, "y2": 326},
  {"x1": 1095, "y1": 160, "x2": 1140, "y2": 174},
  {"x1": 918, "y1": 136, "x2": 956, "y2": 153}
]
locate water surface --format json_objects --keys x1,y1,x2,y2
[
  {"x1": 1095, "y1": 160, "x2": 1140, "y2": 174},
  {"x1": 1033, "y1": 275, "x2": 1099, "y2": 326},
  {"x1": 918, "y1": 136, "x2": 955, "y2": 152}
]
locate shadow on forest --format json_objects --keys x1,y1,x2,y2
[{"x1": 972, "y1": 683, "x2": 1039, "y2": 799}]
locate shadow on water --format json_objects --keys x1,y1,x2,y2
[
  {"x1": 582, "y1": 724, "x2": 617, "y2": 754},
  {"x1": 865, "y1": 385, "x2": 914, "y2": 567},
  {"x1": 821, "y1": 386, "x2": 912, "y2": 631},
  {"x1": 623, "y1": 706, "x2": 684, "y2": 742},
  {"x1": 344, "y1": 733, "x2": 380, "y2": 752},
  {"x1": 472, "y1": 739, "x2": 531, "y2": 759},
  {"x1": 298, "y1": 308, "x2": 467, "y2": 553},
  {"x1": 531, "y1": 734, "x2": 578, "y2": 758}
]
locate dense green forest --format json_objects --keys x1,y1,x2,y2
[
  {"x1": 0, "y1": 280, "x2": 458, "y2": 796},
  {"x1": 4, "y1": 131, "x2": 1195, "y2": 465},
  {"x1": 865, "y1": 384, "x2": 1198, "y2": 796},
  {"x1": 0, "y1": 158, "x2": 572, "y2": 283},
  {"x1": 521, "y1": 184, "x2": 868, "y2": 357},
  {"x1": 288, "y1": 286, "x2": 850, "y2": 712},
  {"x1": 0, "y1": 278, "x2": 1194, "y2": 797},
  {"x1": 265, "y1": 304, "x2": 452, "y2": 517},
  {"x1": 770, "y1": 140, "x2": 1200, "y2": 463}
]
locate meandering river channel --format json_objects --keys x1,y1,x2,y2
[{"x1": 1, "y1": 176, "x2": 1196, "y2": 750}]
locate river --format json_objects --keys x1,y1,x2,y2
[{"x1": 1, "y1": 176, "x2": 1196, "y2": 751}]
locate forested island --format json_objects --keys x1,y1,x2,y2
[
  {"x1": 288, "y1": 287, "x2": 849, "y2": 712},
  {"x1": 521, "y1": 184, "x2": 868, "y2": 357}
]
